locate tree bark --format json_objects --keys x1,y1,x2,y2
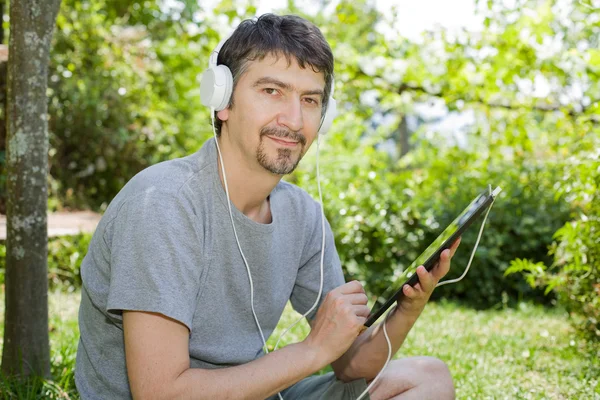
[
  {"x1": 398, "y1": 114, "x2": 410, "y2": 158},
  {"x1": 0, "y1": 0, "x2": 7, "y2": 214},
  {"x1": 0, "y1": 0, "x2": 5, "y2": 44},
  {"x1": 0, "y1": 56, "x2": 7, "y2": 215},
  {"x1": 2, "y1": 0, "x2": 62, "y2": 378}
]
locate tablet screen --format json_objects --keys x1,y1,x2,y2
[{"x1": 365, "y1": 189, "x2": 495, "y2": 326}]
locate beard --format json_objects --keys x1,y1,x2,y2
[{"x1": 256, "y1": 126, "x2": 307, "y2": 175}]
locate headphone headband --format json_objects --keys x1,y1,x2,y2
[{"x1": 208, "y1": 34, "x2": 232, "y2": 69}]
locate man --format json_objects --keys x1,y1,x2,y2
[{"x1": 75, "y1": 13, "x2": 459, "y2": 400}]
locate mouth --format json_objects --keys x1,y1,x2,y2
[{"x1": 266, "y1": 136, "x2": 300, "y2": 147}]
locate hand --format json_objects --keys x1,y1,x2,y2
[
  {"x1": 397, "y1": 237, "x2": 461, "y2": 317},
  {"x1": 304, "y1": 281, "x2": 370, "y2": 366}
]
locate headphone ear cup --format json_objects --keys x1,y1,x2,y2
[
  {"x1": 200, "y1": 65, "x2": 233, "y2": 111},
  {"x1": 318, "y1": 97, "x2": 337, "y2": 135}
]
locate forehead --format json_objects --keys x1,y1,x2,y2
[{"x1": 240, "y1": 53, "x2": 326, "y2": 90}]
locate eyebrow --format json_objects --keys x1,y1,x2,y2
[{"x1": 252, "y1": 77, "x2": 325, "y2": 98}]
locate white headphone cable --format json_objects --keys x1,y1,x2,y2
[
  {"x1": 274, "y1": 88, "x2": 336, "y2": 351},
  {"x1": 211, "y1": 110, "x2": 327, "y2": 400},
  {"x1": 211, "y1": 109, "x2": 270, "y2": 355},
  {"x1": 273, "y1": 133, "x2": 326, "y2": 351},
  {"x1": 354, "y1": 194, "x2": 496, "y2": 400},
  {"x1": 435, "y1": 199, "x2": 494, "y2": 288}
]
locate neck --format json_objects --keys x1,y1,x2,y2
[{"x1": 214, "y1": 135, "x2": 280, "y2": 223}]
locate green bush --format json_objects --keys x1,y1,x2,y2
[
  {"x1": 507, "y1": 144, "x2": 600, "y2": 339},
  {"x1": 47, "y1": 234, "x2": 92, "y2": 291},
  {"x1": 292, "y1": 116, "x2": 437, "y2": 303},
  {"x1": 0, "y1": 233, "x2": 91, "y2": 291},
  {"x1": 409, "y1": 142, "x2": 572, "y2": 308},
  {"x1": 47, "y1": 0, "x2": 214, "y2": 210},
  {"x1": 292, "y1": 123, "x2": 572, "y2": 308}
]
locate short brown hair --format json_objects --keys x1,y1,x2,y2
[{"x1": 213, "y1": 14, "x2": 334, "y2": 135}]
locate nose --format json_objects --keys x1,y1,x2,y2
[{"x1": 277, "y1": 97, "x2": 304, "y2": 132}]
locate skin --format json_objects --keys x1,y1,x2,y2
[{"x1": 123, "y1": 53, "x2": 460, "y2": 400}]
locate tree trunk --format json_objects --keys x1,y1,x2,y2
[
  {"x1": 398, "y1": 114, "x2": 410, "y2": 158},
  {"x1": 0, "y1": 1, "x2": 5, "y2": 45},
  {"x1": 0, "y1": 0, "x2": 7, "y2": 214},
  {"x1": 0, "y1": 55, "x2": 7, "y2": 215},
  {"x1": 2, "y1": 0, "x2": 62, "y2": 378}
]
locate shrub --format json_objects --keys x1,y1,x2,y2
[
  {"x1": 292, "y1": 125, "x2": 572, "y2": 308},
  {"x1": 46, "y1": 0, "x2": 213, "y2": 210},
  {"x1": 0, "y1": 233, "x2": 91, "y2": 291},
  {"x1": 410, "y1": 142, "x2": 572, "y2": 307},
  {"x1": 506, "y1": 144, "x2": 600, "y2": 339}
]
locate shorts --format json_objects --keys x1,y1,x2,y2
[{"x1": 267, "y1": 372, "x2": 370, "y2": 400}]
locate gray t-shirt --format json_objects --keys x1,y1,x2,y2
[{"x1": 75, "y1": 138, "x2": 345, "y2": 399}]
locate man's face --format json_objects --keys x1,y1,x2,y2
[{"x1": 217, "y1": 54, "x2": 326, "y2": 175}]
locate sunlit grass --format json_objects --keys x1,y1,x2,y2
[
  {"x1": 269, "y1": 300, "x2": 600, "y2": 399},
  {"x1": 0, "y1": 291, "x2": 598, "y2": 399},
  {"x1": 0, "y1": 290, "x2": 80, "y2": 399}
]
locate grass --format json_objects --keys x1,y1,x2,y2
[
  {"x1": 0, "y1": 290, "x2": 598, "y2": 399},
  {"x1": 0, "y1": 290, "x2": 79, "y2": 399}
]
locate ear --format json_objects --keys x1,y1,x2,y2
[{"x1": 217, "y1": 107, "x2": 229, "y2": 122}]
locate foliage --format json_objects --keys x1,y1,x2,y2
[
  {"x1": 38, "y1": 0, "x2": 598, "y2": 210},
  {"x1": 46, "y1": 0, "x2": 219, "y2": 210},
  {"x1": 0, "y1": 234, "x2": 91, "y2": 291},
  {"x1": 506, "y1": 140, "x2": 600, "y2": 339},
  {"x1": 2, "y1": 0, "x2": 598, "y2": 308},
  {"x1": 410, "y1": 144, "x2": 572, "y2": 307},
  {"x1": 47, "y1": 234, "x2": 92, "y2": 291},
  {"x1": 293, "y1": 126, "x2": 572, "y2": 307}
]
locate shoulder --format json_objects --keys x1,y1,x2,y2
[
  {"x1": 105, "y1": 141, "x2": 217, "y2": 216},
  {"x1": 124, "y1": 152, "x2": 210, "y2": 199},
  {"x1": 96, "y1": 143, "x2": 220, "y2": 245}
]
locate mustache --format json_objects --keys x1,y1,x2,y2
[{"x1": 260, "y1": 127, "x2": 306, "y2": 146}]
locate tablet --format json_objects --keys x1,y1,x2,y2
[{"x1": 364, "y1": 186, "x2": 502, "y2": 327}]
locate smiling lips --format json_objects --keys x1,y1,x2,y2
[{"x1": 267, "y1": 136, "x2": 299, "y2": 147}]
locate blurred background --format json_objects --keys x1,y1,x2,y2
[{"x1": 0, "y1": 0, "x2": 599, "y2": 398}]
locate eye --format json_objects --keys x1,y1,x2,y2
[
  {"x1": 263, "y1": 88, "x2": 279, "y2": 96},
  {"x1": 304, "y1": 97, "x2": 320, "y2": 106}
]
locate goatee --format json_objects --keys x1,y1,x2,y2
[{"x1": 257, "y1": 127, "x2": 306, "y2": 175}]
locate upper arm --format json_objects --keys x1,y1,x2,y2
[
  {"x1": 123, "y1": 310, "x2": 191, "y2": 399},
  {"x1": 107, "y1": 193, "x2": 202, "y2": 330}
]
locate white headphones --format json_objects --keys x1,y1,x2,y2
[{"x1": 200, "y1": 35, "x2": 337, "y2": 135}]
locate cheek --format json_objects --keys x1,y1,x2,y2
[
  {"x1": 304, "y1": 112, "x2": 322, "y2": 138},
  {"x1": 241, "y1": 95, "x2": 277, "y2": 126}
]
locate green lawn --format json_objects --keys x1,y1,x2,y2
[{"x1": 0, "y1": 291, "x2": 598, "y2": 399}]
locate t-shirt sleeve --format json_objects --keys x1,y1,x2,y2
[
  {"x1": 290, "y1": 212, "x2": 345, "y2": 321},
  {"x1": 105, "y1": 191, "x2": 202, "y2": 331}
]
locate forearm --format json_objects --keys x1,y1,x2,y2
[
  {"x1": 162, "y1": 342, "x2": 324, "y2": 400},
  {"x1": 332, "y1": 307, "x2": 421, "y2": 382}
]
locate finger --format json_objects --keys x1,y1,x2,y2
[
  {"x1": 403, "y1": 284, "x2": 417, "y2": 298},
  {"x1": 450, "y1": 237, "x2": 461, "y2": 257},
  {"x1": 339, "y1": 280, "x2": 365, "y2": 295},
  {"x1": 353, "y1": 305, "x2": 371, "y2": 318},
  {"x1": 348, "y1": 292, "x2": 369, "y2": 305},
  {"x1": 412, "y1": 281, "x2": 423, "y2": 293},
  {"x1": 416, "y1": 265, "x2": 436, "y2": 292},
  {"x1": 433, "y1": 250, "x2": 451, "y2": 280}
]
